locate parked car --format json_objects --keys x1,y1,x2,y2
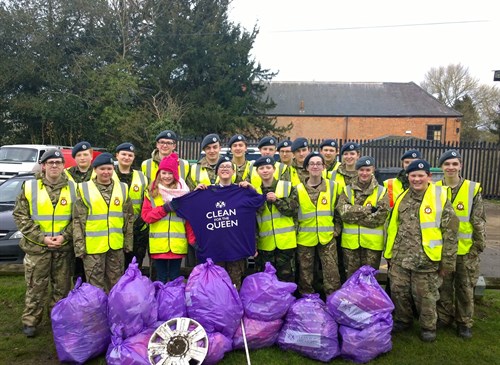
[{"x1": 0, "y1": 173, "x2": 34, "y2": 263}]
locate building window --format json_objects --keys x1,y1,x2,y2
[{"x1": 427, "y1": 125, "x2": 442, "y2": 141}]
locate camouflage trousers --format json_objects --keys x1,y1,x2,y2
[
  {"x1": 296, "y1": 241, "x2": 341, "y2": 296},
  {"x1": 343, "y1": 247, "x2": 382, "y2": 279},
  {"x1": 389, "y1": 263, "x2": 443, "y2": 331},
  {"x1": 255, "y1": 248, "x2": 296, "y2": 283},
  {"x1": 22, "y1": 250, "x2": 72, "y2": 327},
  {"x1": 83, "y1": 249, "x2": 125, "y2": 292},
  {"x1": 437, "y1": 251, "x2": 480, "y2": 328},
  {"x1": 216, "y1": 259, "x2": 247, "y2": 290}
]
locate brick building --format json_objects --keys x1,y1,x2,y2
[{"x1": 264, "y1": 81, "x2": 462, "y2": 143}]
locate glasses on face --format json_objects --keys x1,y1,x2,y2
[
  {"x1": 308, "y1": 162, "x2": 324, "y2": 167},
  {"x1": 157, "y1": 141, "x2": 175, "y2": 146},
  {"x1": 45, "y1": 161, "x2": 64, "y2": 167},
  {"x1": 218, "y1": 165, "x2": 233, "y2": 171}
]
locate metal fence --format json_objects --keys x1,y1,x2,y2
[{"x1": 176, "y1": 138, "x2": 500, "y2": 198}]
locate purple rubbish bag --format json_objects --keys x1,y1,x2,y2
[
  {"x1": 106, "y1": 327, "x2": 156, "y2": 365},
  {"x1": 204, "y1": 332, "x2": 233, "y2": 365},
  {"x1": 277, "y1": 294, "x2": 339, "y2": 362},
  {"x1": 154, "y1": 276, "x2": 187, "y2": 321},
  {"x1": 233, "y1": 315, "x2": 283, "y2": 350},
  {"x1": 185, "y1": 258, "x2": 243, "y2": 339},
  {"x1": 239, "y1": 262, "x2": 297, "y2": 321},
  {"x1": 327, "y1": 265, "x2": 394, "y2": 329},
  {"x1": 51, "y1": 278, "x2": 110, "y2": 364},
  {"x1": 339, "y1": 316, "x2": 393, "y2": 363},
  {"x1": 108, "y1": 257, "x2": 158, "y2": 339}
]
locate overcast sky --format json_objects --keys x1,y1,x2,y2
[{"x1": 228, "y1": 0, "x2": 499, "y2": 87}]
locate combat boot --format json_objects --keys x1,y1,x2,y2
[
  {"x1": 392, "y1": 321, "x2": 411, "y2": 333},
  {"x1": 419, "y1": 330, "x2": 436, "y2": 342},
  {"x1": 457, "y1": 325, "x2": 472, "y2": 339},
  {"x1": 22, "y1": 325, "x2": 36, "y2": 338}
]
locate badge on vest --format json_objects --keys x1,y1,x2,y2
[
  {"x1": 456, "y1": 202, "x2": 465, "y2": 211},
  {"x1": 133, "y1": 184, "x2": 140, "y2": 192},
  {"x1": 424, "y1": 206, "x2": 432, "y2": 214},
  {"x1": 321, "y1": 197, "x2": 328, "y2": 205},
  {"x1": 114, "y1": 197, "x2": 121, "y2": 205},
  {"x1": 60, "y1": 198, "x2": 67, "y2": 206},
  {"x1": 366, "y1": 203, "x2": 372, "y2": 208}
]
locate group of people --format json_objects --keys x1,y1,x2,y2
[{"x1": 14, "y1": 130, "x2": 485, "y2": 346}]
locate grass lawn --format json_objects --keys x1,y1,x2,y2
[{"x1": 1, "y1": 274, "x2": 499, "y2": 365}]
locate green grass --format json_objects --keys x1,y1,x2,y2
[{"x1": 1, "y1": 275, "x2": 499, "y2": 365}]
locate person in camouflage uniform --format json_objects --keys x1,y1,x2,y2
[
  {"x1": 186, "y1": 133, "x2": 224, "y2": 190},
  {"x1": 13, "y1": 149, "x2": 76, "y2": 337},
  {"x1": 277, "y1": 140, "x2": 293, "y2": 166},
  {"x1": 228, "y1": 134, "x2": 252, "y2": 183},
  {"x1": 296, "y1": 152, "x2": 341, "y2": 296},
  {"x1": 383, "y1": 149, "x2": 422, "y2": 207},
  {"x1": 435, "y1": 150, "x2": 486, "y2": 339},
  {"x1": 254, "y1": 156, "x2": 298, "y2": 282},
  {"x1": 331, "y1": 142, "x2": 361, "y2": 193},
  {"x1": 289, "y1": 137, "x2": 310, "y2": 186},
  {"x1": 337, "y1": 156, "x2": 390, "y2": 278},
  {"x1": 114, "y1": 142, "x2": 149, "y2": 270},
  {"x1": 73, "y1": 153, "x2": 134, "y2": 292},
  {"x1": 320, "y1": 139, "x2": 341, "y2": 180},
  {"x1": 384, "y1": 159, "x2": 458, "y2": 342}
]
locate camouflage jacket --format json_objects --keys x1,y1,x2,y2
[
  {"x1": 233, "y1": 159, "x2": 252, "y2": 184},
  {"x1": 259, "y1": 179, "x2": 299, "y2": 218},
  {"x1": 396, "y1": 169, "x2": 410, "y2": 190},
  {"x1": 186, "y1": 156, "x2": 217, "y2": 190},
  {"x1": 336, "y1": 163, "x2": 358, "y2": 186},
  {"x1": 390, "y1": 186, "x2": 459, "y2": 272},
  {"x1": 336, "y1": 176, "x2": 390, "y2": 229},
  {"x1": 291, "y1": 160, "x2": 309, "y2": 185},
  {"x1": 65, "y1": 166, "x2": 93, "y2": 183},
  {"x1": 72, "y1": 179, "x2": 134, "y2": 257},
  {"x1": 13, "y1": 174, "x2": 74, "y2": 254}
]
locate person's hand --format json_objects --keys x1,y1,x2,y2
[
  {"x1": 239, "y1": 181, "x2": 254, "y2": 189},
  {"x1": 266, "y1": 192, "x2": 277, "y2": 202},
  {"x1": 195, "y1": 183, "x2": 207, "y2": 191}
]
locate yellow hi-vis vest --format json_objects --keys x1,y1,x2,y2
[
  {"x1": 329, "y1": 170, "x2": 347, "y2": 195},
  {"x1": 24, "y1": 179, "x2": 76, "y2": 245},
  {"x1": 384, "y1": 184, "x2": 448, "y2": 261},
  {"x1": 78, "y1": 180, "x2": 128, "y2": 254},
  {"x1": 322, "y1": 161, "x2": 341, "y2": 180},
  {"x1": 249, "y1": 161, "x2": 287, "y2": 188},
  {"x1": 383, "y1": 178, "x2": 405, "y2": 208},
  {"x1": 147, "y1": 191, "x2": 188, "y2": 254},
  {"x1": 341, "y1": 184, "x2": 386, "y2": 251},
  {"x1": 127, "y1": 170, "x2": 147, "y2": 219},
  {"x1": 189, "y1": 163, "x2": 236, "y2": 186},
  {"x1": 296, "y1": 180, "x2": 338, "y2": 247},
  {"x1": 256, "y1": 181, "x2": 297, "y2": 251},
  {"x1": 436, "y1": 179, "x2": 480, "y2": 255},
  {"x1": 141, "y1": 158, "x2": 189, "y2": 183}
]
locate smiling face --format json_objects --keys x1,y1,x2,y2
[
  {"x1": 203, "y1": 142, "x2": 221, "y2": 164},
  {"x1": 256, "y1": 164, "x2": 275, "y2": 182},
  {"x1": 294, "y1": 146, "x2": 310, "y2": 165},
  {"x1": 156, "y1": 138, "x2": 176, "y2": 158},
  {"x1": 116, "y1": 150, "x2": 135, "y2": 169},
  {"x1": 95, "y1": 164, "x2": 114, "y2": 184},
  {"x1": 408, "y1": 170, "x2": 431, "y2": 192},
  {"x1": 441, "y1": 158, "x2": 462, "y2": 179},
  {"x1": 75, "y1": 149, "x2": 93, "y2": 171},
  {"x1": 231, "y1": 141, "x2": 247, "y2": 159},
  {"x1": 357, "y1": 166, "x2": 375, "y2": 184},
  {"x1": 342, "y1": 150, "x2": 360, "y2": 167},
  {"x1": 306, "y1": 156, "x2": 324, "y2": 177},
  {"x1": 260, "y1": 145, "x2": 276, "y2": 157},
  {"x1": 159, "y1": 169, "x2": 175, "y2": 187},
  {"x1": 217, "y1": 161, "x2": 234, "y2": 182},
  {"x1": 321, "y1": 146, "x2": 337, "y2": 164}
]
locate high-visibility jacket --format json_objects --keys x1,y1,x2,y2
[
  {"x1": 385, "y1": 184, "x2": 448, "y2": 261},
  {"x1": 329, "y1": 170, "x2": 347, "y2": 195},
  {"x1": 341, "y1": 184, "x2": 386, "y2": 250},
  {"x1": 147, "y1": 191, "x2": 187, "y2": 254},
  {"x1": 142, "y1": 158, "x2": 189, "y2": 183},
  {"x1": 127, "y1": 170, "x2": 147, "y2": 219},
  {"x1": 65, "y1": 168, "x2": 95, "y2": 183},
  {"x1": 78, "y1": 180, "x2": 128, "y2": 254},
  {"x1": 322, "y1": 161, "x2": 341, "y2": 180},
  {"x1": 249, "y1": 161, "x2": 287, "y2": 188},
  {"x1": 255, "y1": 181, "x2": 297, "y2": 251},
  {"x1": 296, "y1": 180, "x2": 338, "y2": 247},
  {"x1": 384, "y1": 178, "x2": 405, "y2": 208},
  {"x1": 189, "y1": 163, "x2": 236, "y2": 186},
  {"x1": 436, "y1": 179, "x2": 480, "y2": 255},
  {"x1": 24, "y1": 179, "x2": 76, "y2": 245}
]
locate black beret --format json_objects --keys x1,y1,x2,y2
[
  {"x1": 406, "y1": 159, "x2": 430, "y2": 174},
  {"x1": 291, "y1": 137, "x2": 308, "y2": 152},
  {"x1": 400, "y1": 149, "x2": 422, "y2": 160},
  {"x1": 320, "y1": 139, "x2": 338, "y2": 149},
  {"x1": 92, "y1": 152, "x2": 115, "y2": 168},
  {"x1": 438, "y1": 150, "x2": 461, "y2": 166},
  {"x1": 115, "y1": 142, "x2": 135, "y2": 153},
  {"x1": 277, "y1": 140, "x2": 292, "y2": 151},
  {"x1": 155, "y1": 130, "x2": 177, "y2": 141},
  {"x1": 355, "y1": 156, "x2": 376, "y2": 170},
  {"x1": 257, "y1": 136, "x2": 277, "y2": 148},
  {"x1": 228, "y1": 134, "x2": 247, "y2": 147},
  {"x1": 303, "y1": 151, "x2": 324, "y2": 169},
  {"x1": 201, "y1": 133, "x2": 220, "y2": 150},
  {"x1": 340, "y1": 142, "x2": 361, "y2": 155},
  {"x1": 253, "y1": 156, "x2": 275, "y2": 168},
  {"x1": 40, "y1": 149, "x2": 64, "y2": 164},
  {"x1": 215, "y1": 155, "x2": 234, "y2": 174},
  {"x1": 72, "y1": 141, "x2": 92, "y2": 158}
]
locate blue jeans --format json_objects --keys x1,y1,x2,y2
[{"x1": 154, "y1": 259, "x2": 182, "y2": 283}]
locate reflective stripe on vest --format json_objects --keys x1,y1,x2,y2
[
  {"x1": 384, "y1": 184, "x2": 447, "y2": 261},
  {"x1": 24, "y1": 179, "x2": 75, "y2": 241},
  {"x1": 79, "y1": 181, "x2": 128, "y2": 254},
  {"x1": 256, "y1": 180, "x2": 297, "y2": 251},
  {"x1": 147, "y1": 191, "x2": 187, "y2": 254},
  {"x1": 383, "y1": 178, "x2": 404, "y2": 208},
  {"x1": 341, "y1": 184, "x2": 386, "y2": 250},
  {"x1": 296, "y1": 180, "x2": 337, "y2": 246},
  {"x1": 143, "y1": 158, "x2": 189, "y2": 183},
  {"x1": 250, "y1": 161, "x2": 287, "y2": 188},
  {"x1": 128, "y1": 170, "x2": 147, "y2": 218},
  {"x1": 436, "y1": 179, "x2": 480, "y2": 255}
]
